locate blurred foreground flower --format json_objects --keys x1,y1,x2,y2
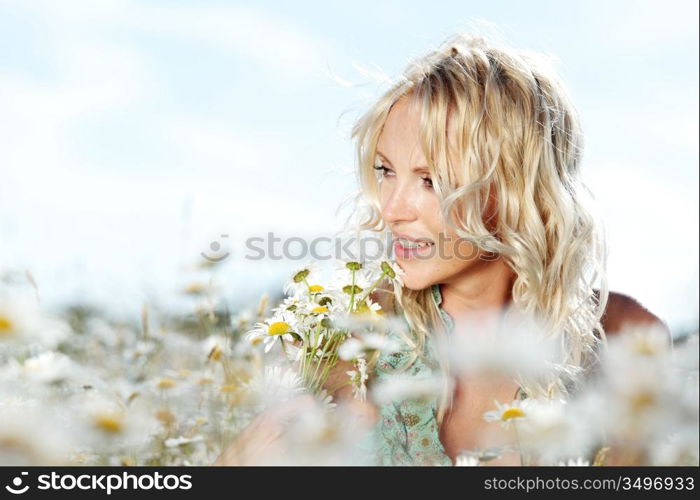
[
  {"x1": 1, "y1": 265, "x2": 697, "y2": 467},
  {"x1": 477, "y1": 326, "x2": 699, "y2": 466}
]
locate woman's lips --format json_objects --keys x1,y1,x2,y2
[{"x1": 394, "y1": 239, "x2": 435, "y2": 260}]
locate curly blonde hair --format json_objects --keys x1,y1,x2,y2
[{"x1": 349, "y1": 33, "x2": 609, "y2": 422}]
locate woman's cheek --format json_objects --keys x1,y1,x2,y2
[{"x1": 450, "y1": 238, "x2": 477, "y2": 261}]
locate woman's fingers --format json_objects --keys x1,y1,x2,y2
[{"x1": 214, "y1": 395, "x2": 319, "y2": 465}]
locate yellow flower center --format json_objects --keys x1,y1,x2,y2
[
  {"x1": 0, "y1": 316, "x2": 13, "y2": 336},
  {"x1": 94, "y1": 414, "x2": 123, "y2": 433},
  {"x1": 208, "y1": 346, "x2": 223, "y2": 361},
  {"x1": 184, "y1": 283, "x2": 206, "y2": 295},
  {"x1": 308, "y1": 284, "x2": 324, "y2": 293},
  {"x1": 156, "y1": 409, "x2": 175, "y2": 426},
  {"x1": 633, "y1": 340, "x2": 657, "y2": 356},
  {"x1": 630, "y1": 391, "x2": 655, "y2": 412},
  {"x1": 157, "y1": 378, "x2": 176, "y2": 390},
  {"x1": 352, "y1": 300, "x2": 375, "y2": 316},
  {"x1": 268, "y1": 321, "x2": 291, "y2": 335},
  {"x1": 501, "y1": 407, "x2": 525, "y2": 421},
  {"x1": 312, "y1": 306, "x2": 329, "y2": 314},
  {"x1": 250, "y1": 337, "x2": 263, "y2": 346}
]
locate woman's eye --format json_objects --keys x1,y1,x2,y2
[
  {"x1": 422, "y1": 176, "x2": 433, "y2": 188},
  {"x1": 373, "y1": 164, "x2": 394, "y2": 178}
]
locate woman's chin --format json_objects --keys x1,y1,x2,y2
[
  {"x1": 399, "y1": 274, "x2": 433, "y2": 291},
  {"x1": 394, "y1": 260, "x2": 434, "y2": 291}
]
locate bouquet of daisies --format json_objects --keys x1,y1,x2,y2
[{"x1": 245, "y1": 260, "x2": 404, "y2": 400}]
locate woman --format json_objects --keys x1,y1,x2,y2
[{"x1": 215, "y1": 33, "x2": 669, "y2": 466}]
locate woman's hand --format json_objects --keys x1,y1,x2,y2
[
  {"x1": 213, "y1": 394, "x2": 317, "y2": 466},
  {"x1": 213, "y1": 359, "x2": 379, "y2": 466},
  {"x1": 322, "y1": 358, "x2": 379, "y2": 429}
]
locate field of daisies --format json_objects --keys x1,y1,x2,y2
[{"x1": 1, "y1": 260, "x2": 698, "y2": 466}]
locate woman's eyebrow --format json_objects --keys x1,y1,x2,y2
[
  {"x1": 375, "y1": 150, "x2": 392, "y2": 166},
  {"x1": 376, "y1": 149, "x2": 429, "y2": 173}
]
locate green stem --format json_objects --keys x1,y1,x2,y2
[
  {"x1": 302, "y1": 277, "x2": 312, "y2": 300},
  {"x1": 317, "y1": 348, "x2": 340, "y2": 392},
  {"x1": 279, "y1": 335, "x2": 288, "y2": 359},
  {"x1": 358, "y1": 270, "x2": 388, "y2": 304},
  {"x1": 308, "y1": 336, "x2": 327, "y2": 393},
  {"x1": 313, "y1": 333, "x2": 344, "y2": 394},
  {"x1": 305, "y1": 321, "x2": 323, "y2": 382},
  {"x1": 299, "y1": 335, "x2": 307, "y2": 384},
  {"x1": 347, "y1": 269, "x2": 356, "y2": 312}
]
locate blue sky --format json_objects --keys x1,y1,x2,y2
[{"x1": 0, "y1": 0, "x2": 697, "y2": 333}]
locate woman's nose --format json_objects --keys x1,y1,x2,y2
[{"x1": 381, "y1": 182, "x2": 418, "y2": 224}]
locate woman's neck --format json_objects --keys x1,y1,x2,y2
[{"x1": 439, "y1": 257, "x2": 516, "y2": 333}]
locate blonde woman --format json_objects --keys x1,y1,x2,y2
[{"x1": 215, "y1": 33, "x2": 669, "y2": 466}]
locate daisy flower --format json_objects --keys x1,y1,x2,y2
[
  {"x1": 315, "y1": 388, "x2": 337, "y2": 411},
  {"x1": 515, "y1": 398, "x2": 587, "y2": 463},
  {"x1": 333, "y1": 259, "x2": 404, "y2": 314},
  {"x1": 283, "y1": 262, "x2": 321, "y2": 297},
  {"x1": 21, "y1": 351, "x2": 86, "y2": 385},
  {"x1": 333, "y1": 264, "x2": 372, "y2": 299},
  {"x1": 445, "y1": 310, "x2": 560, "y2": 379},
  {"x1": 455, "y1": 454, "x2": 481, "y2": 466},
  {"x1": 242, "y1": 365, "x2": 306, "y2": 412},
  {"x1": 484, "y1": 399, "x2": 529, "y2": 429},
  {"x1": 371, "y1": 260, "x2": 405, "y2": 287},
  {"x1": 337, "y1": 337, "x2": 363, "y2": 360},
  {"x1": 331, "y1": 259, "x2": 363, "y2": 278},
  {"x1": 290, "y1": 295, "x2": 338, "y2": 341},
  {"x1": 346, "y1": 358, "x2": 369, "y2": 401},
  {"x1": 246, "y1": 310, "x2": 299, "y2": 353},
  {"x1": 333, "y1": 281, "x2": 380, "y2": 317},
  {"x1": 301, "y1": 297, "x2": 338, "y2": 318},
  {"x1": 557, "y1": 457, "x2": 590, "y2": 466},
  {"x1": 273, "y1": 295, "x2": 304, "y2": 315},
  {"x1": 0, "y1": 406, "x2": 74, "y2": 465},
  {"x1": 0, "y1": 294, "x2": 69, "y2": 348},
  {"x1": 164, "y1": 435, "x2": 205, "y2": 448},
  {"x1": 337, "y1": 332, "x2": 403, "y2": 361},
  {"x1": 351, "y1": 296, "x2": 382, "y2": 317},
  {"x1": 455, "y1": 447, "x2": 505, "y2": 464},
  {"x1": 371, "y1": 374, "x2": 447, "y2": 406}
]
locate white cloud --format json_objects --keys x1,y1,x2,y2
[
  {"x1": 124, "y1": 3, "x2": 334, "y2": 88},
  {"x1": 6, "y1": 0, "x2": 335, "y2": 87}
]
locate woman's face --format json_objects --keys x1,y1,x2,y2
[{"x1": 375, "y1": 97, "x2": 492, "y2": 290}]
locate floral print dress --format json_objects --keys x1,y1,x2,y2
[
  {"x1": 359, "y1": 285, "x2": 455, "y2": 466},
  {"x1": 360, "y1": 284, "x2": 526, "y2": 466}
]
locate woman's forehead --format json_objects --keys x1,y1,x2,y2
[
  {"x1": 376, "y1": 98, "x2": 426, "y2": 163},
  {"x1": 377, "y1": 97, "x2": 463, "y2": 175},
  {"x1": 381, "y1": 98, "x2": 422, "y2": 140}
]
